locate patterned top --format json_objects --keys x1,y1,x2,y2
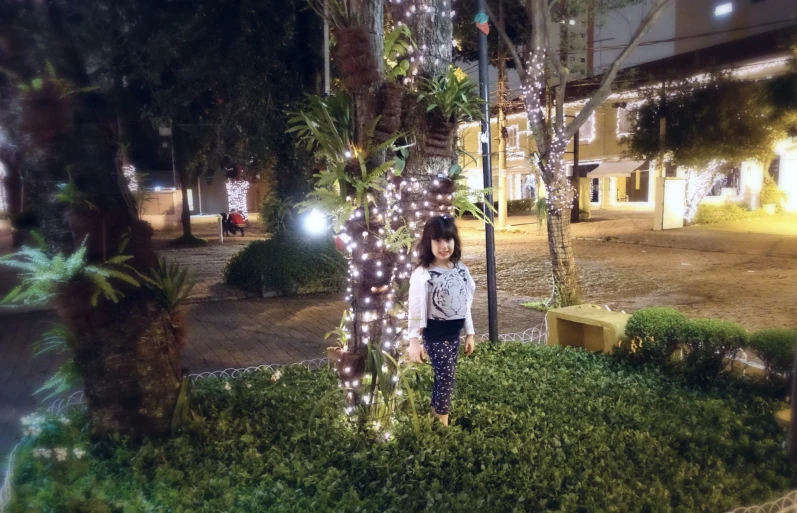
[
  {"x1": 408, "y1": 262, "x2": 476, "y2": 338},
  {"x1": 427, "y1": 263, "x2": 471, "y2": 321}
]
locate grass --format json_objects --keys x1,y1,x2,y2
[
  {"x1": 8, "y1": 343, "x2": 794, "y2": 513},
  {"x1": 521, "y1": 300, "x2": 551, "y2": 312}
]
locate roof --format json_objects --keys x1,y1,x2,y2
[{"x1": 565, "y1": 26, "x2": 796, "y2": 102}]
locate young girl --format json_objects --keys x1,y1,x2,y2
[{"x1": 408, "y1": 215, "x2": 476, "y2": 426}]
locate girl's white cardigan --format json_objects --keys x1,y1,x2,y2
[{"x1": 407, "y1": 263, "x2": 476, "y2": 339}]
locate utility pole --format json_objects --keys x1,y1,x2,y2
[
  {"x1": 496, "y1": 0, "x2": 508, "y2": 230},
  {"x1": 323, "y1": 0, "x2": 331, "y2": 95},
  {"x1": 477, "y1": 0, "x2": 499, "y2": 341}
]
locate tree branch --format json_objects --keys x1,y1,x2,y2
[
  {"x1": 564, "y1": 0, "x2": 672, "y2": 140},
  {"x1": 483, "y1": 0, "x2": 525, "y2": 80}
]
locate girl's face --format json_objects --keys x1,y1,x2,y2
[{"x1": 431, "y1": 237, "x2": 455, "y2": 262}]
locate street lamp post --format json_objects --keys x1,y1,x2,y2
[{"x1": 477, "y1": 0, "x2": 499, "y2": 342}]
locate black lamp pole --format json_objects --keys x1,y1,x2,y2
[{"x1": 477, "y1": 0, "x2": 499, "y2": 342}]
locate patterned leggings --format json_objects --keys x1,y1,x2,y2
[{"x1": 423, "y1": 336, "x2": 460, "y2": 415}]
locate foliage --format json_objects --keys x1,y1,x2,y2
[
  {"x1": 507, "y1": 199, "x2": 532, "y2": 212},
  {"x1": 536, "y1": 196, "x2": 548, "y2": 229},
  {"x1": 452, "y1": 184, "x2": 496, "y2": 223},
  {"x1": 0, "y1": 240, "x2": 139, "y2": 307},
  {"x1": 32, "y1": 325, "x2": 80, "y2": 401},
  {"x1": 693, "y1": 202, "x2": 759, "y2": 225},
  {"x1": 142, "y1": 257, "x2": 196, "y2": 314},
  {"x1": 521, "y1": 300, "x2": 550, "y2": 312},
  {"x1": 682, "y1": 319, "x2": 748, "y2": 378},
  {"x1": 259, "y1": 191, "x2": 296, "y2": 235},
  {"x1": 417, "y1": 67, "x2": 484, "y2": 124},
  {"x1": 287, "y1": 92, "x2": 354, "y2": 164},
  {"x1": 625, "y1": 76, "x2": 788, "y2": 168},
  {"x1": 167, "y1": 234, "x2": 209, "y2": 247},
  {"x1": 9, "y1": 344, "x2": 795, "y2": 512},
  {"x1": 748, "y1": 329, "x2": 797, "y2": 388},
  {"x1": 616, "y1": 307, "x2": 688, "y2": 366},
  {"x1": 760, "y1": 177, "x2": 786, "y2": 205},
  {"x1": 224, "y1": 235, "x2": 346, "y2": 296},
  {"x1": 383, "y1": 25, "x2": 414, "y2": 81}
]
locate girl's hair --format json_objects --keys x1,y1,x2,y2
[{"x1": 416, "y1": 215, "x2": 461, "y2": 268}]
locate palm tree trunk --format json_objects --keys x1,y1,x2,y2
[
  {"x1": 173, "y1": 124, "x2": 193, "y2": 238},
  {"x1": 2, "y1": 0, "x2": 185, "y2": 438}
]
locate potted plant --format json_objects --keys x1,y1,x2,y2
[{"x1": 759, "y1": 177, "x2": 784, "y2": 215}]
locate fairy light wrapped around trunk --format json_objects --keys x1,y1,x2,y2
[{"x1": 225, "y1": 179, "x2": 250, "y2": 219}]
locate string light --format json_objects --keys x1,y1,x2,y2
[
  {"x1": 225, "y1": 180, "x2": 250, "y2": 219},
  {"x1": 122, "y1": 164, "x2": 138, "y2": 193}
]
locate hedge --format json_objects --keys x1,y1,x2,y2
[
  {"x1": 8, "y1": 343, "x2": 795, "y2": 512},
  {"x1": 748, "y1": 329, "x2": 797, "y2": 388},
  {"x1": 224, "y1": 235, "x2": 346, "y2": 296}
]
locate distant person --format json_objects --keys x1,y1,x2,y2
[{"x1": 228, "y1": 209, "x2": 246, "y2": 236}]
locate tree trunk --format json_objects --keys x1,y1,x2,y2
[
  {"x1": 59, "y1": 285, "x2": 182, "y2": 438},
  {"x1": 2, "y1": 0, "x2": 184, "y2": 438},
  {"x1": 173, "y1": 124, "x2": 193, "y2": 238},
  {"x1": 401, "y1": 0, "x2": 454, "y2": 235},
  {"x1": 546, "y1": 207, "x2": 580, "y2": 307}
]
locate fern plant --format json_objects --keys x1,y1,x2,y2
[
  {"x1": 383, "y1": 25, "x2": 414, "y2": 81},
  {"x1": 32, "y1": 325, "x2": 80, "y2": 400},
  {"x1": 417, "y1": 68, "x2": 484, "y2": 124},
  {"x1": 287, "y1": 92, "x2": 354, "y2": 164},
  {"x1": 142, "y1": 257, "x2": 196, "y2": 313},
  {"x1": 0, "y1": 239, "x2": 139, "y2": 307}
]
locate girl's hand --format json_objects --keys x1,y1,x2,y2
[
  {"x1": 408, "y1": 339, "x2": 426, "y2": 364},
  {"x1": 464, "y1": 335, "x2": 475, "y2": 356}
]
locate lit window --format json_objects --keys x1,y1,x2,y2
[
  {"x1": 616, "y1": 107, "x2": 635, "y2": 137},
  {"x1": 714, "y1": 2, "x2": 733, "y2": 16},
  {"x1": 505, "y1": 125, "x2": 520, "y2": 151},
  {"x1": 578, "y1": 112, "x2": 596, "y2": 144}
]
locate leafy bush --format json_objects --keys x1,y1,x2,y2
[
  {"x1": 224, "y1": 235, "x2": 346, "y2": 296},
  {"x1": 9, "y1": 344, "x2": 795, "y2": 513},
  {"x1": 507, "y1": 199, "x2": 532, "y2": 213},
  {"x1": 748, "y1": 329, "x2": 797, "y2": 387},
  {"x1": 259, "y1": 191, "x2": 296, "y2": 235},
  {"x1": 682, "y1": 319, "x2": 748, "y2": 377},
  {"x1": 693, "y1": 202, "x2": 751, "y2": 225},
  {"x1": 760, "y1": 177, "x2": 785, "y2": 205},
  {"x1": 616, "y1": 307, "x2": 687, "y2": 366}
]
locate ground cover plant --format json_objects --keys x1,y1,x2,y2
[{"x1": 8, "y1": 343, "x2": 794, "y2": 513}]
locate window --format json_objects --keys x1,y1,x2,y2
[
  {"x1": 616, "y1": 107, "x2": 635, "y2": 137},
  {"x1": 578, "y1": 112, "x2": 596, "y2": 144},
  {"x1": 505, "y1": 125, "x2": 520, "y2": 151},
  {"x1": 714, "y1": 2, "x2": 733, "y2": 16}
]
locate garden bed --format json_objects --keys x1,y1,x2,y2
[{"x1": 8, "y1": 343, "x2": 795, "y2": 512}]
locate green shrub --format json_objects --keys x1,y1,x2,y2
[
  {"x1": 693, "y1": 202, "x2": 751, "y2": 225},
  {"x1": 507, "y1": 199, "x2": 532, "y2": 213},
  {"x1": 682, "y1": 318, "x2": 748, "y2": 377},
  {"x1": 259, "y1": 192, "x2": 297, "y2": 235},
  {"x1": 748, "y1": 329, "x2": 797, "y2": 387},
  {"x1": 9, "y1": 344, "x2": 795, "y2": 513},
  {"x1": 760, "y1": 177, "x2": 785, "y2": 205},
  {"x1": 224, "y1": 235, "x2": 346, "y2": 296},
  {"x1": 616, "y1": 307, "x2": 687, "y2": 366}
]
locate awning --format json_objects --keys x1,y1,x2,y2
[{"x1": 588, "y1": 160, "x2": 646, "y2": 178}]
